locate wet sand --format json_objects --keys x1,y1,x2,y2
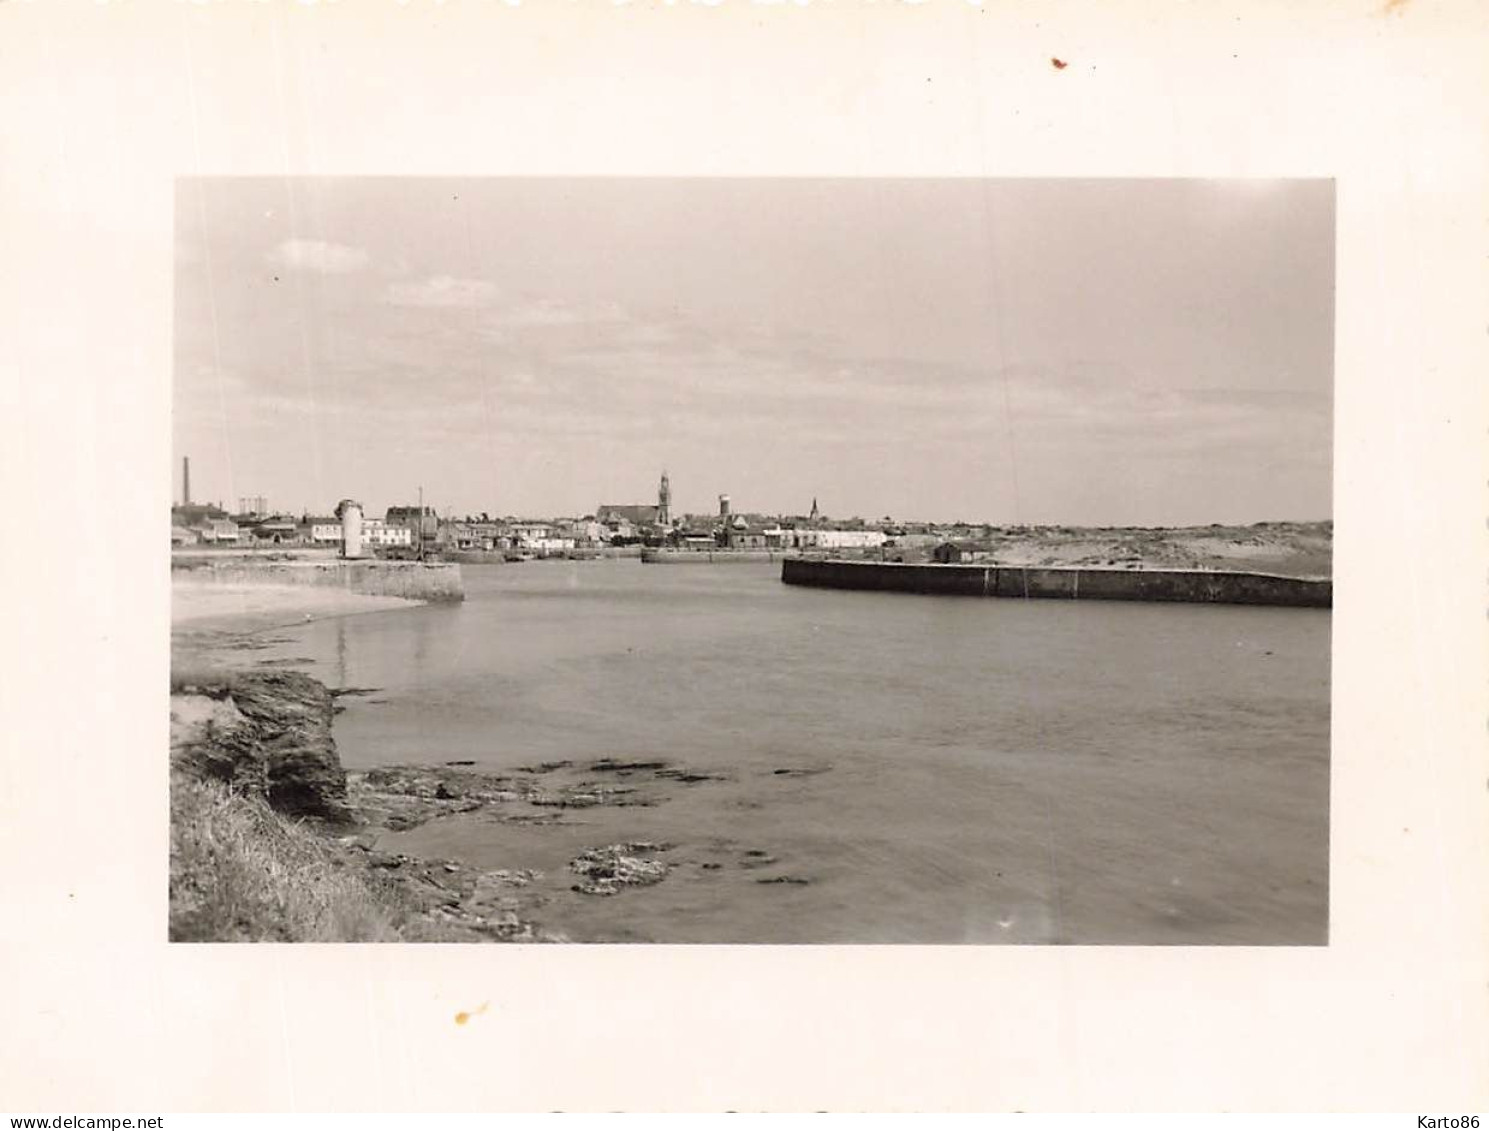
[
  {"x1": 172, "y1": 580, "x2": 420, "y2": 669},
  {"x1": 173, "y1": 581, "x2": 418, "y2": 632}
]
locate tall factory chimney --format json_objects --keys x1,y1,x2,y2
[{"x1": 183, "y1": 457, "x2": 191, "y2": 506}]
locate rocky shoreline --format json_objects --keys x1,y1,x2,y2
[{"x1": 170, "y1": 667, "x2": 801, "y2": 942}]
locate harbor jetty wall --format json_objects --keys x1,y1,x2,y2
[
  {"x1": 780, "y1": 558, "x2": 1330, "y2": 608},
  {"x1": 642, "y1": 548, "x2": 787, "y2": 564},
  {"x1": 171, "y1": 555, "x2": 465, "y2": 602},
  {"x1": 444, "y1": 546, "x2": 643, "y2": 564}
]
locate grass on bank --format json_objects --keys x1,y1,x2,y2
[
  {"x1": 170, "y1": 770, "x2": 417, "y2": 943},
  {"x1": 170, "y1": 664, "x2": 250, "y2": 696}
]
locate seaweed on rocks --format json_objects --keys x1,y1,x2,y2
[
  {"x1": 568, "y1": 842, "x2": 672, "y2": 896},
  {"x1": 347, "y1": 765, "x2": 524, "y2": 830},
  {"x1": 332, "y1": 841, "x2": 562, "y2": 941}
]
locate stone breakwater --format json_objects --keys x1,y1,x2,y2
[
  {"x1": 640, "y1": 548, "x2": 789, "y2": 564},
  {"x1": 444, "y1": 547, "x2": 644, "y2": 564},
  {"x1": 781, "y1": 557, "x2": 1331, "y2": 608},
  {"x1": 171, "y1": 556, "x2": 465, "y2": 602}
]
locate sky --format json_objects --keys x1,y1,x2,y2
[{"x1": 174, "y1": 177, "x2": 1334, "y2": 525}]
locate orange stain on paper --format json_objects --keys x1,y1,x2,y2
[{"x1": 455, "y1": 1001, "x2": 490, "y2": 1026}]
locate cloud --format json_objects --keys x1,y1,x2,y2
[
  {"x1": 381, "y1": 282, "x2": 637, "y2": 324},
  {"x1": 178, "y1": 273, "x2": 1329, "y2": 492},
  {"x1": 266, "y1": 238, "x2": 369, "y2": 275},
  {"x1": 494, "y1": 298, "x2": 595, "y2": 327},
  {"x1": 385, "y1": 275, "x2": 499, "y2": 308}
]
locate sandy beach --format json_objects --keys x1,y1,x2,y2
[
  {"x1": 173, "y1": 580, "x2": 417, "y2": 632},
  {"x1": 171, "y1": 580, "x2": 422, "y2": 671}
]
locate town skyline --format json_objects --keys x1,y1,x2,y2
[
  {"x1": 171, "y1": 458, "x2": 1328, "y2": 532},
  {"x1": 172, "y1": 460, "x2": 1024, "y2": 527},
  {"x1": 174, "y1": 177, "x2": 1334, "y2": 526}
]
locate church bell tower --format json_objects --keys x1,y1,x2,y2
[{"x1": 657, "y1": 470, "x2": 672, "y2": 526}]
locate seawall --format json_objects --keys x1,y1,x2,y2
[
  {"x1": 642, "y1": 548, "x2": 788, "y2": 564},
  {"x1": 171, "y1": 555, "x2": 465, "y2": 602},
  {"x1": 443, "y1": 547, "x2": 643, "y2": 564},
  {"x1": 780, "y1": 558, "x2": 1330, "y2": 608}
]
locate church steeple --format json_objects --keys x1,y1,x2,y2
[
  {"x1": 809, "y1": 496, "x2": 820, "y2": 523},
  {"x1": 658, "y1": 470, "x2": 672, "y2": 526}
]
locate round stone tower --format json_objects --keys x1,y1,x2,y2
[{"x1": 335, "y1": 498, "x2": 365, "y2": 559}]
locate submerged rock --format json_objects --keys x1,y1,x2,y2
[
  {"x1": 529, "y1": 790, "x2": 603, "y2": 809},
  {"x1": 654, "y1": 768, "x2": 727, "y2": 784},
  {"x1": 768, "y1": 765, "x2": 832, "y2": 778},
  {"x1": 587, "y1": 757, "x2": 727, "y2": 785},
  {"x1": 588, "y1": 758, "x2": 669, "y2": 773}
]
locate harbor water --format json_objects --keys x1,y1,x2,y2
[{"x1": 255, "y1": 560, "x2": 1330, "y2": 944}]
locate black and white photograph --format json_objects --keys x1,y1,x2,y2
[
  {"x1": 7, "y1": 0, "x2": 1485, "y2": 1114},
  {"x1": 169, "y1": 176, "x2": 1334, "y2": 946}
]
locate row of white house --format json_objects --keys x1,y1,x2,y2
[
  {"x1": 175, "y1": 516, "x2": 414, "y2": 547},
  {"x1": 307, "y1": 518, "x2": 412, "y2": 547}
]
